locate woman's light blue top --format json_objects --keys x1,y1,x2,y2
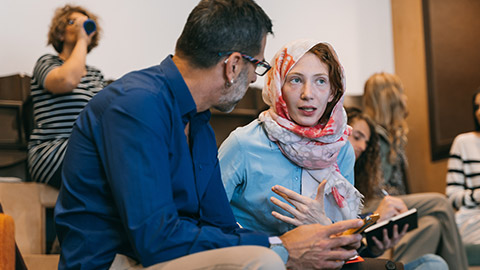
[{"x1": 218, "y1": 119, "x2": 355, "y2": 236}]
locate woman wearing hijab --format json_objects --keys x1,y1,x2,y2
[
  {"x1": 219, "y1": 39, "x2": 360, "y2": 229},
  {"x1": 219, "y1": 40, "x2": 450, "y2": 269},
  {"x1": 219, "y1": 39, "x2": 401, "y2": 259}
]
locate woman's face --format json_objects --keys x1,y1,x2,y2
[
  {"x1": 282, "y1": 52, "x2": 333, "y2": 127},
  {"x1": 63, "y1": 12, "x2": 89, "y2": 46},
  {"x1": 475, "y1": 93, "x2": 480, "y2": 126},
  {"x1": 348, "y1": 118, "x2": 371, "y2": 159}
]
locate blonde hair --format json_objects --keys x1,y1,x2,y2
[{"x1": 363, "y1": 72, "x2": 408, "y2": 164}]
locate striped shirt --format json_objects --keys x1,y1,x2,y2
[
  {"x1": 27, "y1": 54, "x2": 105, "y2": 184},
  {"x1": 446, "y1": 132, "x2": 480, "y2": 209}
]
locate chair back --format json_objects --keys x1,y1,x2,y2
[
  {"x1": 0, "y1": 74, "x2": 33, "y2": 181},
  {"x1": 0, "y1": 182, "x2": 58, "y2": 254}
]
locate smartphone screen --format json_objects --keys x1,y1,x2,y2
[{"x1": 343, "y1": 213, "x2": 380, "y2": 235}]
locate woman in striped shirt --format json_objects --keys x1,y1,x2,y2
[
  {"x1": 28, "y1": 4, "x2": 105, "y2": 188},
  {"x1": 446, "y1": 88, "x2": 480, "y2": 245}
]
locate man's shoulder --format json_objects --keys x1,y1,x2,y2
[{"x1": 120, "y1": 65, "x2": 167, "y2": 89}]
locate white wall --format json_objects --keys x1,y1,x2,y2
[{"x1": 0, "y1": 0, "x2": 394, "y2": 95}]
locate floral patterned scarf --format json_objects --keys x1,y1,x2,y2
[{"x1": 259, "y1": 39, "x2": 362, "y2": 221}]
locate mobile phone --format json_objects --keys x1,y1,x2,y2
[{"x1": 343, "y1": 213, "x2": 380, "y2": 235}]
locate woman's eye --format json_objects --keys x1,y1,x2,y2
[
  {"x1": 289, "y1": 77, "x2": 301, "y2": 84},
  {"x1": 316, "y1": 78, "x2": 327, "y2": 85}
]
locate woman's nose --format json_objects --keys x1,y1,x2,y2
[
  {"x1": 359, "y1": 141, "x2": 367, "y2": 152},
  {"x1": 300, "y1": 84, "x2": 313, "y2": 100}
]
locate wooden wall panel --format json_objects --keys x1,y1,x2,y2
[
  {"x1": 423, "y1": 0, "x2": 480, "y2": 160},
  {"x1": 391, "y1": 0, "x2": 448, "y2": 193}
]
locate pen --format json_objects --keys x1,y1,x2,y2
[{"x1": 381, "y1": 189, "x2": 389, "y2": 197}]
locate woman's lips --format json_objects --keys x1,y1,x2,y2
[{"x1": 299, "y1": 106, "x2": 316, "y2": 116}]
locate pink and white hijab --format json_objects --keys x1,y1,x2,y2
[{"x1": 259, "y1": 39, "x2": 363, "y2": 221}]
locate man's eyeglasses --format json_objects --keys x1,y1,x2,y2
[{"x1": 219, "y1": 52, "x2": 271, "y2": 76}]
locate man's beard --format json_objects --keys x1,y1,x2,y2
[{"x1": 214, "y1": 67, "x2": 249, "y2": 113}]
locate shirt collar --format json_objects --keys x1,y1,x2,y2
[{"x1": 161, "y1": 55, "x2": 198, "y2": 125}]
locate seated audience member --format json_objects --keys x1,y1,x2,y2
[
  {"x1": 28, "y1": 4, "x2": 105, "y2": 189},
  {"x1": 346, "y1": 107, "x2": 448, "y2": 269},
  {"x1": 54, "y1": 1, "x2": 366, "y2": 269},
  {"x1": 219, "y1": 39, "x2": 444, "y2": 270},
  {"x1": 361, "y1": 72, "x2": 468, "y2": 270},
  {"x1": 219, "y1": 40, "x2": 363, "y2": 230},
  {"x1": 446, "y1": 87, "x2": 480, "y2": 245}
]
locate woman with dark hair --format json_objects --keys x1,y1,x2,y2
[
  {"x1": 446, "y1": 87, "x2": 480, "y2": 245},
  {"x1": 28, "y1": 4, "x2": 105, "y2": 188},
  {"x1": 346, "y1": 107, "x2": 382, "y2": 201},
  {"x1": 347, "y1": 107, "x2": 451, "y2": 270}
]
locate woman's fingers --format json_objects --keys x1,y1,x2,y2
[
  {"x1": 271, "y1": 211, "x2": 302, "y2": 226},
  {"x1": 400, "y1": 224, "x2": 409, "y2": 235},
  {"x1": 272, "y1": 185, "x2": 310, "y2": 205},
  {"x1": 270, "y1": 196, "x2": 302, "y2": 217},
  {"x1": 371, "y1": 236, "x2": 384, "y2": 250},
  {"x1": 314, "y1": 180, "x2": 327, "y2": 202}
]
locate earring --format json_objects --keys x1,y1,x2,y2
[{"x1": 226, "y1": 79, "x2": 234, "y2": 87}]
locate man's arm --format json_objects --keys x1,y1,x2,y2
[{"x1": 101, "y1": 92, "x2": 267, "y2": 266}]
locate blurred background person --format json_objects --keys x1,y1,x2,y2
[
  {"x1": 27, "y1": 4, "x2": 104, "y2": 254},
  {"x1": 357, "y1": 72, "x2": 468, "y2": 270},
  {"x1": 28, "y1": 4, "x2": 104, "y2": 189},
  {"x1": 446, "y1": 87, "x2": 480, "y2": 246}
]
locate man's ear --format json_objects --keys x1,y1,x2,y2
[{"x1": 223, "y1": 52, "x2": 243, "y2": 82}]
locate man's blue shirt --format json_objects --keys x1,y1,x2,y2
[{"x1": 54, "y1": 56, "x2": 268, "y2": 269}]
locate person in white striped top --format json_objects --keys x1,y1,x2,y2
[
  {"x1": 28, "y1": 4, "x2": 105, "y2": 188},
  {"x1": 446, "y1": 87, "x2": 480, "y2": 245}
]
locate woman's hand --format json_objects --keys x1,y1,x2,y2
[
  {"x1": 270, "y1": 180, "x2": 332, "y2": 226},
  {"x1": 70, "y1": 14, "x2": 93, "y2": 42},
  {"x1": 45, "y1": 13, "x2": 93, "y2": 94},
  {"x1": 368, "y1": 224, "x2": 409, "y2": 256},
  {"x1": 374, "y1": 196, "x2": 408, "y2": 222}
]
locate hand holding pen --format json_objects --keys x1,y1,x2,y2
[{"x1": 374, "y1": 191, "x2": 408, "y2": 222}]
